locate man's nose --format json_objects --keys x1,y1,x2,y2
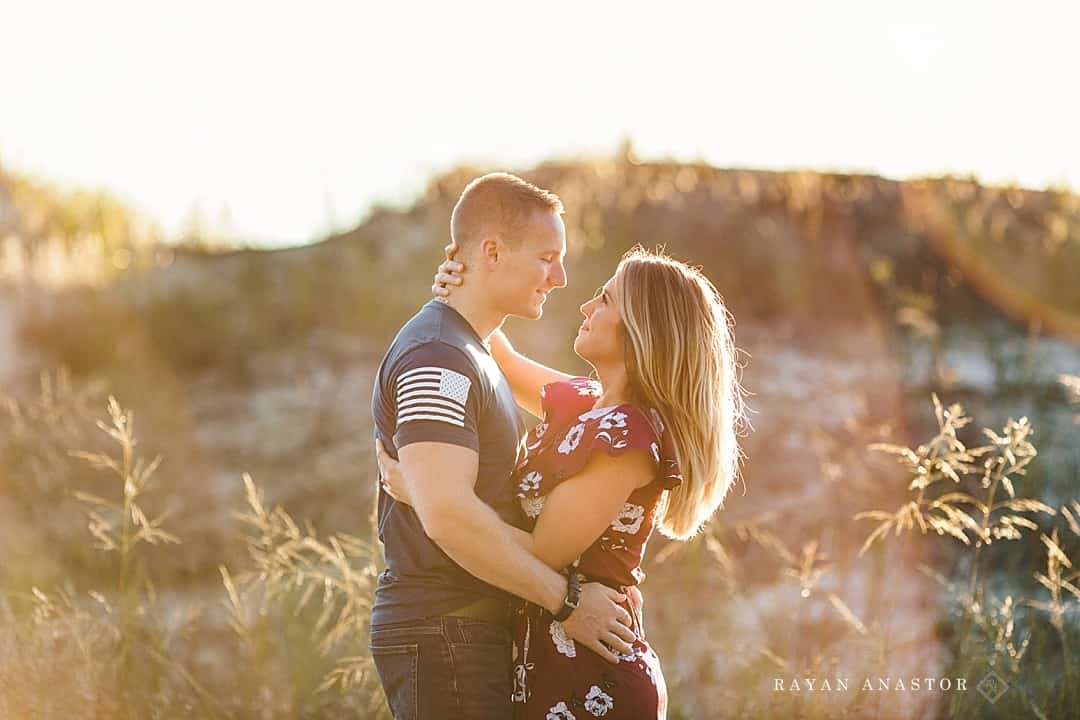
[{"x1": 549, "y1": 261, "x2": 567, "y2": 289}]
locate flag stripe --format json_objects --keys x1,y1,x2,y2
[
  {"x1": 397, "y1": 381, "x2": 441, "y2": 394},
  {"x1": 396, "y1": 388, "x2": 466, "y2": 407},
  {"x1": 399, "y1": 397, "x2": 466, "y2": 416},
  {"x1": 394, "y1": 365, "x2": 472, "y2": 430},
  {"x1": 398, "y1": 412, "x2": 466, "y2": 428},
  {"x1": 398, "y1": 366, "x2": 446, "y2": 382},
  {"x1": 397, "y1": 377, "x2": 441, "y2": 391}
]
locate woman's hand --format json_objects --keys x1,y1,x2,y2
[
  {"x1": 432, "y1": 242, "x2": 465, "y2": 298},
  {"x1": 375, "y1": 438, "x2": 413, "y2": 506}
]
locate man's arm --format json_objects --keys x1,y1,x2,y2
[
  {"x1": 398, "y1": 441, "x2": 635, "y2": 661},
  {"x1": 401, "y1": 441, "x2": 565, "y2": 610}
]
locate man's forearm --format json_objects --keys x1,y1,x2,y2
[{"x1": 427, "y1": 497, "x2": 565, "y2": 613}]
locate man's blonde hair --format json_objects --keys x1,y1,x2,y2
[
  {"x1": 614, "y1": 246, "x2": 749, "y2": 540},
  {"x1": 451, "y1": 173, "x2": 564, "y2": 250}
]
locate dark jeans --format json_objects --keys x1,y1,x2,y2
[{"x1": 369, "y1": 615, "x2": 512, "y2": 720}]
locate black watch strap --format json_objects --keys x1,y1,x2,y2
[{"x1": 553, "y1": 572, "x2": 583, "y2": 622}]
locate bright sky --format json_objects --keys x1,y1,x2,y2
[{"x1": 1, "y1": 0, "x2": 1077, "y2": 247}]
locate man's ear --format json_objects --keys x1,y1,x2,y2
[{"x1": 478, "y1": 236, "x2": 502, "y2": 266}]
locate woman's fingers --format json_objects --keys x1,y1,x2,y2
[
  {"x1": 444, "y1": 242, "x2": 457, "y2": 260},
  {"x1": 436, "y1": 270, "x2": 462, "y2": 285},
  {"x1": 432, "y1": 264, "x2": 463, "y2": 299},
  {"x1": 436, "y1": 262, "x2": 464, "y2": 276},
  {"x1": 375, "y1": 439, "x2": 396, "y2": 497},
  {"x1": 374, "y1": 440, "x2": 385, "y2": 470}
]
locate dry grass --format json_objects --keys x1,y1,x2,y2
[{"x1": 0, "y1": 391, "x2": 390, "y2": 719}]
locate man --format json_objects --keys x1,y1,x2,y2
[{"x1": 370, "y1": 173, "x2": 635, "y2": 719}]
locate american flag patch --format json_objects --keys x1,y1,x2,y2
[{"x1": 396, "y1": 366, "x2": 472, "y2": 429}]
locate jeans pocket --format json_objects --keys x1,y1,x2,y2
[{"x1": 370, "y1": 643, "x2": 418, "y2": 720}]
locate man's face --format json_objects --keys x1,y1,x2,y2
[{"x1": 497, "y1": 210, "x2": 567, "y2": 320}]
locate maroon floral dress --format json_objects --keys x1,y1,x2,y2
[{"x1": 510, "y1": 377, "x2": 683, "y2": 720}]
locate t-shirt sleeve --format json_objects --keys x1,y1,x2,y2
[{"x1": 390, "y1": 342, "x2": 482, "y2": 451}]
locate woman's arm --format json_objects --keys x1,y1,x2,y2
[
  {"x1": 524, "y1": 448, "x2": 652, "y2": 571},
  {"x1": 432, "y1": 245, "x2": 574, "y2": 418},
  {"x1": 488, "y1": 329, "x2": 574, "y2": 419}
]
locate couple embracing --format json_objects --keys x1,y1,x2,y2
[{"x1": 370, "y1": 172, "x2": 746, "y2": 719}]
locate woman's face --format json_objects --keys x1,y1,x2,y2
[{"x1": 574, "y1": 275, "x2": 625, "y2": 365}]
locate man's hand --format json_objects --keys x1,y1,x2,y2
[{"x1": 560, "y1": 583, "x2": 637, "y2": 664}]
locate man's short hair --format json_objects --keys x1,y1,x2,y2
[{"x1": 450, "y1": 173, "x2": 564, "y2": 250}]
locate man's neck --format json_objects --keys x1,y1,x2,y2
[{"x1": 438, "y1": 293, "x2": 505, "y2": 345}]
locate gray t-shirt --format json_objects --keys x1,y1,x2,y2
[{"x1": 371, "y1": 300, "x2": 527, "y2": 626}]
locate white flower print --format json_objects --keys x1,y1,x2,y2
[
  {"x1": 636, "y1": 646, "x2": 662, "y2": 687},
  {"x1": 574, "y1": 379, "x2": 601, "y2": 396},
  {"x1": 558, "y1": 422, "x2": 586, "y2": 454},
  {"x1": 547, "y1": 701, "x2": 576, "y2": 720},
  {"x1": 644, "y1": 662, "x2": 657, "y2": 686},
  {"x1": 549, "y1": 620, "x2": 577, "y2": 657},
  {"x1": 527, "y1": 422, "x2": 549, "y2": 451},
  {"x1": 584, "y1": 685, "x2": 614, "y2": 716},
  {"x1": 520, "y1": 494, "x2": 546, "y2": 518},
  {"x1": 578, "y1": 406, "x2": 615, "y2": 422},
  {"x1": 597, "y1": 411, "x2": 628, "y2": 430},
  {"x1": 611, "y1": 503, "x2": 645, "y2": 534},
  {"x1": 518, "y1": 471, "x2": 542, "y2": 494}
]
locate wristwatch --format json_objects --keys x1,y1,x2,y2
[{"x1": 553, "y1": 572, "x2": 584, "y2": 622}]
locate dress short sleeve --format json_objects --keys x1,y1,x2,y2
[
  {"x1": 518, "y1": 400, "x2": 683, "y2": 503},
  {"x1": 539, "y1": 376, "x2": 601, "y2": 424}
]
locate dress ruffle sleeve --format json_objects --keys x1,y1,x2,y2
[{"x1": 518, "y1": 379, "x2": 682, "y2": 502}]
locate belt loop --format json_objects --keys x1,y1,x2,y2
[{"x1": 443, "y1": 615, "x2": 464, "y2": 644}]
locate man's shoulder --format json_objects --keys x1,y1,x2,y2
[
  {"x1": 383, "y1": 305, "x2": 482, "y2": 381},
  {"x1": 395, "y1": 301, "x2": 472, "y2": 347}
]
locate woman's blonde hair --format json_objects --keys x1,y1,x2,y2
[{"x1": 614, "y1": 246, "x2": 748, "y2": 540}]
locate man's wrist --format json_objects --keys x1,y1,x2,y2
[
  {"x1": 543, "y1": 573, "x2": 570, "y2": 616},
  {"x1": 553, "y1": 571, "x2": 583, "y2": 622}
]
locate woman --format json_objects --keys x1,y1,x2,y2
[{"x1": 376, "y1": 245, "x2": 746, "y2": 719}]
